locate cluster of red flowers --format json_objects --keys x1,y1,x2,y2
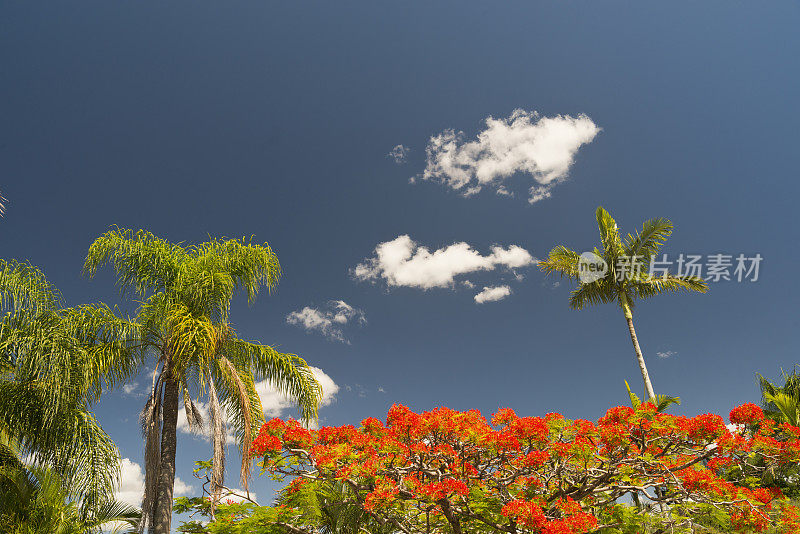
[
  {"x1": 730, "y1": 402, "x2": 767, "y2": 425},
  {"x1": 249, "y1": 403, "x2": 800, "y2": 533},
  {"x1": 418, "y1": 478, "x2": 469, "y2": 500}
]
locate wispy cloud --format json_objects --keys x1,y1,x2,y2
[
  {"x1": 352, "y1": 235, "x2": 534, "y2": 290},
  {"x1": 286, "y1": 300, "x2": 366, "y2": 343},
  {"x1": 387, "y1": 144, "x2": 410, "y2": 164},
  {"x1": 657, "y1": 350, "x2": 677, "y2": 359},
  {"x1": 474, "y1": 285, "x2": 512, "y2": 304},
  {"x1": 122, "y1": 381, "x2": 146, "y2": 398},
  {"x1": 417, "y1": 109, "x2": 599, "y2": 203}
]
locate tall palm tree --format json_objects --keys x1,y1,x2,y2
[
  {"x1": 0, "y1": 259, "x2": 141, "y2": 530},
  {"x1": 539, "y1": 207, "x2": 707, "y2": 399},
  {"x1": 84, "y1": 228, "x2": 323, "y2": 534}
]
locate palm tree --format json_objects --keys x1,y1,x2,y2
[
  {"x1": 539, "y1": 207, "x2": 707, "y2": 399},
  {"x1": 0, "y1": 259, "x2": 141, "y2": 531},
  {"x1": 0, "y1": 434, "x2": 139, "y2": 534},
  {"x1": 84, "y1": 228, "x2": 323, "y2": 534}
]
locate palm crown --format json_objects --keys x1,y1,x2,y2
[{"x1": 540, "y1": 207, "x2": 707, "y2": 313}]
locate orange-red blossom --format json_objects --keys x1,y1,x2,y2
[{"x1": 249, "y1": 402, "x2": 800, "y2": 533}]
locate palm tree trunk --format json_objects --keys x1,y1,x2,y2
[
  {"x1": 151, "y1": 368, "x2": 179, "y2": 534},
  {"x1": 622, "y1": 305, "x2": 656, "y2": 400}
]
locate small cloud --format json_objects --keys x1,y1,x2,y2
[
  {"x1": 352, "y1": 235, "x2": 535, "y2": 290},
  {"x1": 657, "y1": 350, "x2": 677, "y2": 359},
  {"x1": 345, "y1": 384, "x2": 368, "y2": 398},
  {"x1": 496, "y1": 186, "x2": 514, "y2": 197},
  {"x1": 418, "y1": 109, "x2": 599, "y2": 203},
  {"x1": 463, "y1": 186, "x2": 482, "y2": 196},
  {"x1": 474, "y1": 285, "x2": 512, "y2": 304},
  {"x1": 387, "y1": 144, "x2": 410, "y2": 164},
  {"x1": 377, "y1": 386, "x2": 386, "y2": 393},
  {"x1": 542, "y1": 279, "x2": 560, "y2": 289},
  {"x1": 286, "y1": 300, "x2": 366, "y2": 343}
]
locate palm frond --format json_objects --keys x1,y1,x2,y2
[
  {"x1": 207, "y1": 378, "x2": 225, "y2": 513},
  {"x1": 83, "y1": 227, "x2": 186, "y2": 297},
  {"x1": 625, "y1": 381, "x2": 641, "y2": 409},
  {"x1": 596, "y1": 206, "x2": 624, "y2": 257},
  {"x1": 624, "y1": 217, "x2": 673, "y2": 262},
  {"x1": 191, "y1": 236, "x2": 282, "y2": 303},
  {"x1": 220, "y1": 356, "x2": 255, "y2": 487},
  {"x1": 568, "y1": 280, "x2": 617, "y2": 310},
  {"x1": 0, "y1": 259, "x2": 62, "y2": 315},
  {"x1": 225, "y1": 339, "x2": 322, "y2": 424},
  {"x1": 538, "y1": 246, "x2": 581, "y2": 280},
  {"x1": 183, "y1": 388, "x2": 204, "y2": 433},
  {"x1": 653, "y1": 394, "x2": 681, "y2": 412},
  {"x1": 764, "y1": 392, "x2": 800, "y2": 426},
  {"x1": 630, "y1": 274, "x2": 708, "y2": 300}
]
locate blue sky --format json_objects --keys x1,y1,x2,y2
[{"x1": 3, "y1": 0, "x2": 800, "y2": 523}]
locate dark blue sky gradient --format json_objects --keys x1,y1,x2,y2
[{"x1": 2, "y1": 0, "x2": 800, "y2": 517}]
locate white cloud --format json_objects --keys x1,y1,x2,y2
[
  {"x1": 353, "y1": 235, "x2": 534, "y2": 290},
  {"x1": 474, "y1": 285, "x2": 512, "y2": 304},
  {"x1": 122, "y1": 382, "x2": 139, "y2": 396},
  {"x1": 114, "y1": 458, "x2": 193, "y2": 508},
  {"x1": 286, "y1": 300, "x2": 366, "y2": 343},
  {"x1": 114, "y1": 458, "x2": 145, "y2": 508},
  {"x1": 387, "y1": 144, "x2": 410, "y2": 164},
  {"x1": 419, "y1": 109, "x2": 599, "y2": 203},
  {"x1": 177, "y1": 367, "x2": 339, "y2": 441},
  {"x1": 657, "y1": 350, "x2": 676, "y2": 359}
]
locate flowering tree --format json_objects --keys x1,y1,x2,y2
[{"x1": 179, "y1": 403, "x2": 800, "y2": 533}]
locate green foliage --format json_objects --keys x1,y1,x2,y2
[
  {"x1": 758, "y1": 367, "x2": 800, "y2": 426},
  {"x1": 0, "y1": 460, "x2": 139, "y2": 534},
  {"x1": 0, "y1": 259, "x2": 139, "y2": 527},
  {"x1": 175, "y1": 460, "x2": 394, "y2": 534},
  {"x1": 624, "y1": 380, "x2": 680, "y2": 412}
]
